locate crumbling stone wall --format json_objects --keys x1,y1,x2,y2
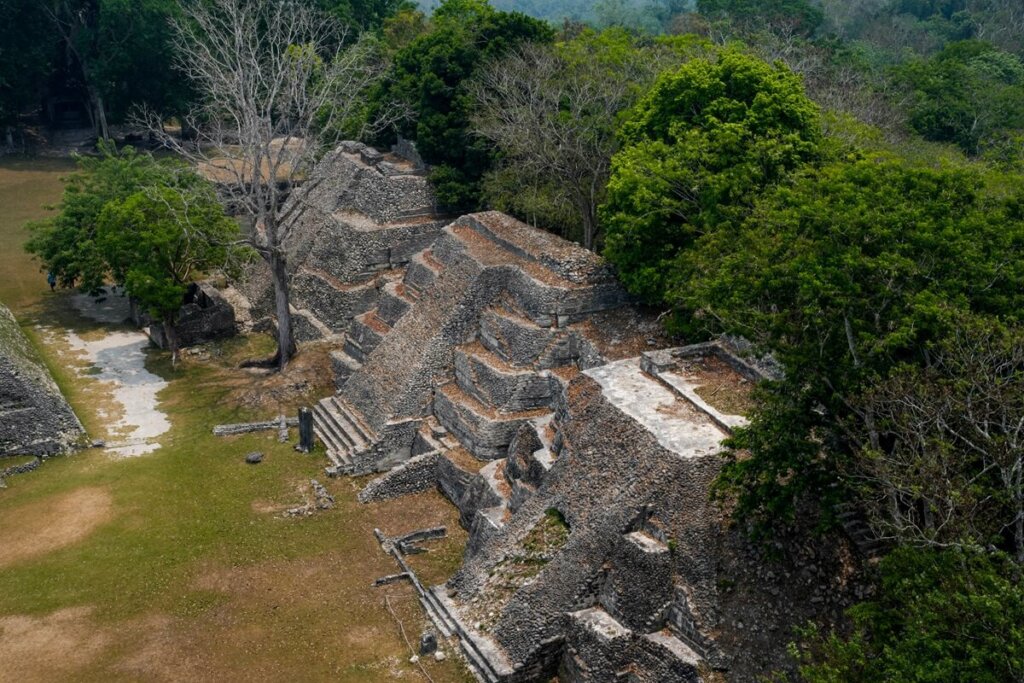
[
  {"x1": 236, "y1": 141, "x2": 452, "y2": 342},
  {"x1": 0, "y1": 304, "x2": 84, "y2": 456}
]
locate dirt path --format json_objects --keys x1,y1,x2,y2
[
  {"x1": 0, "y1": 487, "x2": 114, "y2": 568},
  {"x1": 62, "y1": 292, "x2": 170, "y2": 456}
]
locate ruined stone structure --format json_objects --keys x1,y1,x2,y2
[
  {"x1": 239, "y1": 143, "x2": 863, "y2": 682},
  {"x1": 0, "y1": 304, "x2": 84, "y2": 457},
  {"x1": 239, "y1": 141, "x2": 452, "y2": 345},
  {"x1": 139, "y1": 282, "x2": 237, "y2": 350}
]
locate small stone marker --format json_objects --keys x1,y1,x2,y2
[
  {"x1": 434, "y1": 650, "x2": 446, "y2": 662},
  {"x1": 419, "y1": 631, "x2": 438, "y2": 656},
  {"x1": 297, "y1": 407, "x2": 314, "y2": 453},
  {"x1": 245, "y1": 452, "x2": 264, "y2": 464}
]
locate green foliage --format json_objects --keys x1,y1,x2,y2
[
  {"x1": 794, "y1": 547, "x2": 1024, "y2": 682},
  {"x1": 26, "y1": 145, "x2": 242, "y2": 328},
  {"x1": 601, "y1": 51, "x2": 822, "y2": 308},
  {"x1": 0, "y1": 0, "x2": 53, "y2": 125},
  {"x1": 696, "y1": 0, "x2": 824, "y2": 35},
  {"x1": 26, "y1": 145, "x2": 171, "y2": 294},
  {"x1": 96, "y1": 181, "x2": 242, "y2": 324},
  {"x1": 51, "y1": 0, "x2": 194, "y2": 123},
  {"x1": 687, "y1": 157, "x2": 1024, "y2": 535},
  {"x1": 476, "y1": 27, "x2": 682, "y2": 248},
  {"x1": 370, "y1": 0, "x2": 554, "y2": 211},
  {"x1": 316, "y1": 0, "x2": 416, "y2": 29},
  {"x1": 897, "y1": 40, "x2": 1024, "y2": 155}
]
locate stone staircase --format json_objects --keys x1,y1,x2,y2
[{"x1": 312, "y1": 395, "x2": 376, "y2": 474}]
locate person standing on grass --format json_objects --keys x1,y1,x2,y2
[{"x1": 46, "y1": 271, "x2": 56, "y2": 291}]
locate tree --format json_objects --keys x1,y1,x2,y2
[
  {"x1": 696, "y1": 0, "x2": 825, "y2": 37},
  {"x1": 26, "y1": 144, "x2": 172, "y2": 294},
  {"x1": 472, "y1": 29, "x2": 678, "y2": 249},
  {"x1": 44, "y1": 0, "x2": 190, "y2": 140},
  {"x1": 684, "y1": 158, "x2": 1024, "y2": 536},
  {"x1": 794, "y1": 547, "x2": 1024, "y2": 682},
  {"x1": 143, "y1": 0, "x2": 394, "y2": 370},
  {"x1": 25, "y1": 144, "x2": 244, "y2": 362},
  {"x1": 316, "y1": 0, "x2": 416, "y2": 29},
  {"x1": 601, "y1": 51, "x2": 822, "y2": 310},
  {"x1": 371, "y1": 0, "x2": 554, "y2": 211},
  {"x1": 898, "y1": 40, "x2": 1024, "y2": 156},
  {"x1": 852, "y1": 317, "x2": 1024, "y2": 559},
  {"x1": 0, "y1": 0, "x2": 54, "y2": 135},
  {"x1": 97, "y1": 179, "x2": 244, "y2": 361}
]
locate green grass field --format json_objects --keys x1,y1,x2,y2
[
  {"x1": 0, "y1": 158, "x2": 473, "y2": 682},
  {"x1": 0, "y1": 157, "x2": 75, "y2": 314}
]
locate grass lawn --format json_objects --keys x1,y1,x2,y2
[
  {"x1": 0, "y1": 158, "x2": 473, "y2": 682},
  {"x1": 0, "y1": 157, "x2": 75, "y2": 315}
]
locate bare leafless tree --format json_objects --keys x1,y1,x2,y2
[
  {"x1": 852, "y1": 320, "x2": 1024, "y2": 561},
  {"x1": 471, "y1": 41, "x2": 676, "y2": 251},
  {"x1": 138, "y1": 0, "x2": 397, "y2": 369}
]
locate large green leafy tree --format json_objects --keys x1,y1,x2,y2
[
  {"x1": 682, "y1": 157, "x2": 1024, "y2": 535},
  {"x1": 96, "y1": 179, "x2": 242, "y2": 358},
  {"x1": 795, "y1": 547, "x2": 1024, "y2": 682},
  {"x1": 601, "y1": 51, "x2": 822, "y2": 312},
  {"x1": 26, "y1": 146, "x2": 244, "y2": 359},
  {"x1": 27, "y1": 145, "x2": 170, "y2": 293},
  {"x1": 371, "y1": 0, "x2": 554, "y2": 210},
  {"x1": 0, "y1": 0, "x2": 54, "y2": 129}
]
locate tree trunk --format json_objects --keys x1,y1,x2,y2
[
  {"x1": 270, "y1": 250, "x2": 297, "y2": 370},
  {"x1": 580, "y1": 201, "x2": 597, "y2": 252},
  {"x1": 163, "y1": 318, "x2": 181, "y2": 367},
  {"x1": 90, "y1": 89, "x2": 110, "y2": 141},
  {"x1": 4, "y1": 126, "x2": 13, "y2": 149}
]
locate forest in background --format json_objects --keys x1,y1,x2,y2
[{"x1": 4, "y1": 1, "x2": 1024, "y2": 680}]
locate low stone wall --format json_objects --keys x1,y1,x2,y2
[
  {"x1": 358, "y1": 451, "x2": 440, "y2": 503},
  {"x1": 1, "y1": 456, "x2": 41, "y2": 479}
]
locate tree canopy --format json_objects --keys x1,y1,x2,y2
[
  {"x1": 686, "y1": 156, "x2": 1024, "y2": 535},
  {"x1": 370, "y1": 0, "x2": 554, "y2": 210},
  {"x1": 26, "y1": 145, "x2": 244, "y2": 357},
  {"x1": 601, "y1": 50, "x2": 822, "y2": 310}
]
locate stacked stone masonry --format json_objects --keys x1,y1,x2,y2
[
  {"x1": 0, "y1": 303, "x2": 84, "y2": 457},
  {"x1": 246, "y1": 144, "x2": 866, "y2": 682}
]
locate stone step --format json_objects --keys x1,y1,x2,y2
[
  {"x1": 343, "y1": 311, "x2": 391, "y2": 362},
  {"x1": 311, "y1": 407, "x2": 351, "y2": 472},
  {"x1": 312, "y1": 404, "x2": 354, "y2": 453},
  {"x1": 376, "y1": 281, "x2": 414, "y2": 327},
  {"x1": 478, "y1": 306, "x2": 560, "y2": 367},
  {"x1": 402, "y1": 250, "x2": 442, "y2": 299},
  {"x1": 428, "y1": 587, "x2": 512, "y2": 683},
  {"x1": 326, "y1": 395, "x2": 376, "y2": 444},
  {"x1": 455, "y1": 343, "x2": 555, "y2": 413},
  {"x1": 312, "y1": 396, "x2": 377, "y2": 473},
  {"x1": 326, "y1": 405, "x2": 370, "y2": 453},
  {"x1": 330, "y1": 349, "x2": 363, "y2": 388},
  {"x1": 433, "y1": 383, "x2": 547, "y2": 461}
]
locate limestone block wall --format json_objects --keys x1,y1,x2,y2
[
  {"x1": 235, "y1": 141, "x2": 452, "y2": 341},
  {"x1": 0, "y1": 304, "x2": 84, "y2": 456},
  {"x1": 326, "y1": 211, "x2": 640, "y2": 474},
  {"x1": 447, "y1": 374, "x2": 725, "y2": 675}
]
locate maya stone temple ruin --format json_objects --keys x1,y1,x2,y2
[
  {"x1": 232, "y1": 142, "x2": 864, "y2": 683},
  {"x1": 0, "y1": 141, "x2": 858, "y2": 682}
]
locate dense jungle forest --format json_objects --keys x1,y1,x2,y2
[{"x1": 2, "y1": 0, "x2": 1023, "y2": 680}]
